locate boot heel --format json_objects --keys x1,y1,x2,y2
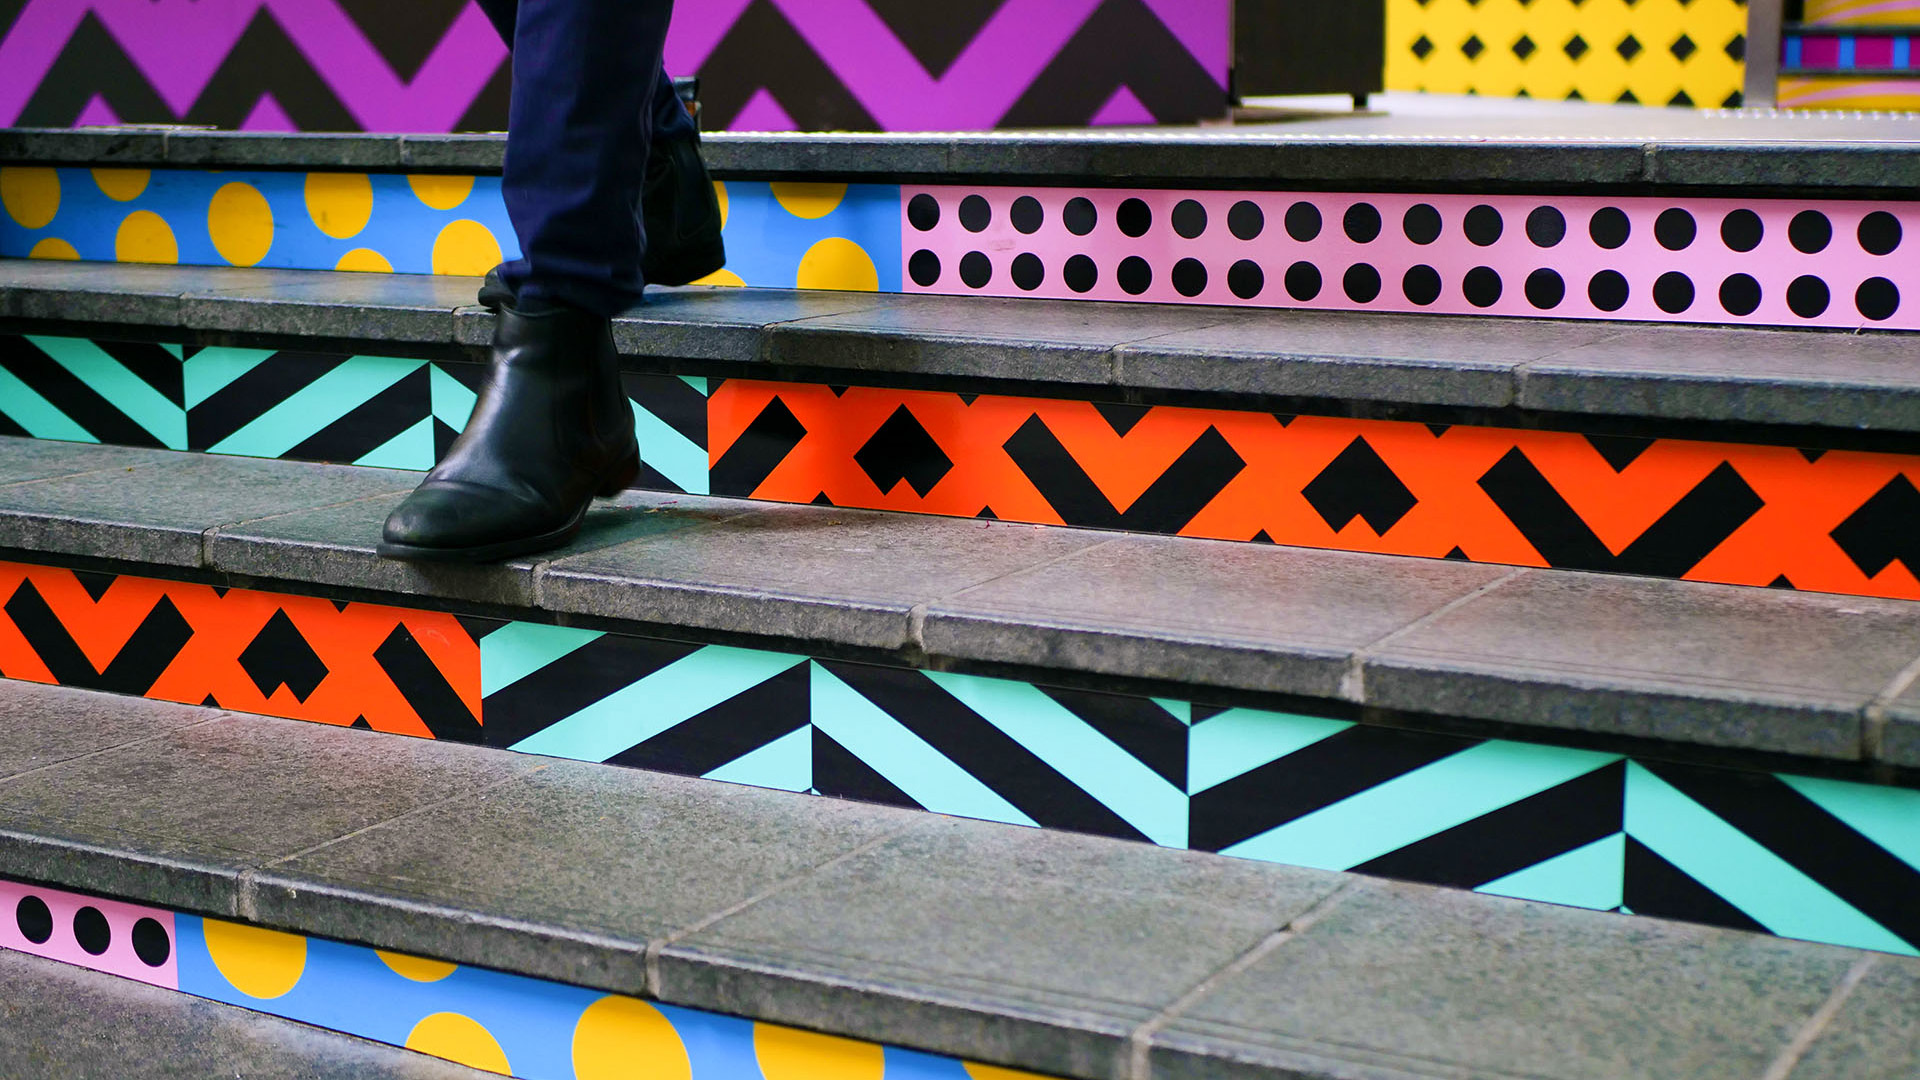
[{"x1": 599, "y1": 450, "x2": 642, "y2": 496}]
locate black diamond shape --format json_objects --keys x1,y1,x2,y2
[
  {"x1": 1617, "y1": 34, "x2": 1642, "y2": 61},
  {"x1": 1461, "y1": 34, "x2": 1485, "y2": 59},
  {"x1": 1670, "y1": 33, "x2": 1696, "y2": 61},
  {"x1": 854, "y1": 405, "x2": 953, "y2": 498},
  {"x1": 1831, "y1": 475, "x2": 1920, "y2": 578},
  {"x1": 1725, "y1": 34, "x2": 1746, "y2": 62},
  {"x1": 1669, "y1": 89, "x2": 1694, "y2": 107},
  {"x1": 238, "y1": 609, "x2": 328, "y2": 703},
  {"x1": 1513, "y1": 34, "x2": 1536, "y2": 60},
  {"x1": 1301, "y1": 437, "x2": 1418, "y2": 536},
  {"x1": 1565, "y1": 34, "x2": 1589, "y2": 60},
  {"x1": 1411, "y1": 34, "x2": 1434, "y2": 59}
]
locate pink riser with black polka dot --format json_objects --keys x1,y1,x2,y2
[{"x1": 0, "y1": 877, "x2": 178, "y2": 988}]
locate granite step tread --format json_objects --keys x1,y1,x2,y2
[
  {"x1": 0, "y1": 943, "x2": 491, "y2": 1079},
  {"x1": 0, "y1": 678, "x2": 1911, "y2": 1080},
  {"x1": 7, "y1": 259, "x2": 1920, "y2": 438},
  {"x1": 3, "y1": 436, "x2": 1919, "y2": 768}
]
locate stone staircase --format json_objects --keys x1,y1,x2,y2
[{"x1": 0, "y1": 118, "x2": 1918, "y2": 1079}]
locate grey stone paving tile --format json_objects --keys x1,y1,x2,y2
[
  {"x1": 663, "y1": 814, "x2": 1346, "y2": 1080},
  {"x1": 540, "y1": 505, "x2": 1106, "y2": 651},
  {"x1": 1876, "y1": 681, "x2": 1920, "y2": 768},
  {"x1": 181, "y1": 272, "x2": 476, "y2": 342},
  {"x1": 0, "y1": 259, "x2": 197, "y2": 325},
  {"x1": 0, "y1": 948, "x2": 493, "y2": 1080},
  {"x1": 0, "y1": 714, "x2": 536, "y2": 918},
  {"x1": 399, "y1": 133, "x2": 506, "y2": 171},
  {"x1": 0, "y1": 436, "x2": 175, "y2": 486},
  {"x1": 0, "y1": 127, "x2": 167, "y2": 166},
  {"x1": 1362, "y1": 570, "x2": 1920, "y2": 759},
  {"x1": 163, "y1": 131, "x2": 404, "y2": 169},
  {"x1": 607, "y1": 286, "x2": 895, "y2": 362},
  {"x1": 1788, "y1": 959, "x2": 1920, "y2": 1079},
  {"x1": 1151, "y1": 879, "x2": 1856, "y2": 1080},
  {"x1": 249, "y1": 761, "x2": 905, "y2": 994},
  {"x1": 210, "y1": 487, "x2": 760, "y2": 610},
  {"x1": 0, "y1": 453, "x2": 416, "y2": 568},
  {"x1": 0, "y1": 680, "x2": 209, "y2": 780},
  {"x1": 922, "y1": 536, "x2": 1510, "y2": 700}
]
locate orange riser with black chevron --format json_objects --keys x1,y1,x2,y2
[
  {"x1": 0, "y1": 563, "x2": 481, "y2": 739},
  {"x1": 712, "y1": 381, "x2": 1920, "y2": 601}
]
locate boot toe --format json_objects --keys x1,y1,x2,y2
[{"x1": 383, "y1": 483, "x2": 519, "y2": 551}]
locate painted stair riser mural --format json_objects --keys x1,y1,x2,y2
[
  {"x1": 6, "y1": 334, "x2": 1920, "y2": 600},
  {"x1": 1778, "y1": 1, "x2": 1920, "y2": 109},
  {"x1": 2, "y1": 166, "x2": 1914, "y2": 331},
  {"x1": 0, "y1": 558, "x2": 1916, "y2": 957},
  {"x1": 0, "y1": 877, "x2": 1036, "y2": 1080}
]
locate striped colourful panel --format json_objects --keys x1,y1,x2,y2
[
  {"x1": 1778, "y1": 74, "x2": 1920, "y2": 108},
  {"x1": 0, "y1": 878, "x2": 1028, "y2": 1080},
  {"x1": 1804, "y1": 0, "x2": 1920, "y2": 26},
  {"x1": 1783, "y1": 32, "x2": 1919, "y2": 71}
]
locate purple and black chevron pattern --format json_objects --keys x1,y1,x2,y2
[{"x1": 0, "y1": 0, "x2": 1228, "y2": 132}]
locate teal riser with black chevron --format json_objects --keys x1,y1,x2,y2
[{"x1": 478, "y1": 619, "x2": 1920, "y2": 960}]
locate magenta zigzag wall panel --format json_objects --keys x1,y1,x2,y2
[{"x1": 0, "y1": 0, "x2": 1228, "y2": 132}]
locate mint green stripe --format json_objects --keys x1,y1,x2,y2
[
  {"x1": 703, "y1": 725, "x2": 811, "y2": 793},
  {"x1": 1477, "y1": 833, "x2": 1625, "y2": 912},
  {"x1": 513, "y1": 646, "x2": 804, "y2": 762},
  {"x1": 1780, "y1": 774, "x2": 1920, "y2": 873},
  {"x1": 678, "y1": 375, "x2": 708, "y2": 395},
  {"x1": 812, "y1": 664, "x2": 1037, "y2": 828},
  {"x1": 208, "y1": 356, "x2": 421, "y2": 458},
  {"x1": 480, "y1": 622, "x2": 604, "y2": 698},
  {"x1": 182, "y1": 347, "x2": 276, "y2": 409},
  {"x1": 927, "y1": 671, "x2": 1186, "y2": 847},
  {"x1": 353, "y1": 417, "x2": 434, "y2": 471},
  {"x1": 1152, "y1": 699, "x2": 1190, "y2": 725},
  {"x1": 632, "y1": 404, "x2": 709, "y2": 495},
  {"x1": 0, "y1": 367, "x2": 95, "y2": 442},
  {"x1": 28, "y1": 336, "x2": 185, "y2": 449},
  {"x1": 1189, "y1": 707, "x2": 1352, "y2": 795},
  {"x1": 430, "y1": 364, "x2": 477, "y2": 431},
  {"x1": 162, "y1": 344, "x2": 184, "y2": 360},
  {"x1": 1225, "y1": 741, "x2": 1620, "y2": 870},
  {"x1": 1627, "y1": 764, "x2": 1916, "y2": 955}
]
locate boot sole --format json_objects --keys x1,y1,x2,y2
[{"x1": 375, "y1": 452, "x2": 642, "y2": 564}]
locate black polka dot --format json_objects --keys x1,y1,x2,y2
[
  {"x1": 1859, "y1": 212, "x2": 1902, "y2": 256},
  {"x1": 1285, "y1": 261, "x2": 1323, "y2": 301},
  {"x1": 74, "y1": 906, "x2": 109, "y2": 956},
  {"x1": 1117, "y1": 198, "x2": 1152, "y2": 238},
  {"x1": 1721, "y1": 209, "x2": 1763, "y2": 252},
  {"x1": 1403, "y1": 204, "x2": 1442, "y2": 245},
  {"x1": 1525, "y1": 269, "x2": 1565, "y2": 310},
  {"x1": 1654, "y1": 272, "x2": 1695, "y2": 314},
  {"x1": 1285, "y1": 202, "x2": 1322, "y2": 242},
  {"x1": 1526, "y1": 207, "x2": 1566, "y2": 248},
  {"x1": 1344, "y1": 203, "x2": 1382, "y2": 243},
  {"x1": 1011, "y1": 253, "x2": 1044, "y2": 291},
  {"x1": 1464, "y1": 205, "x2": 1503, "y2": 247},
  {"x1": 1590, "y1": 207, "x2": 1631, "y2": 249},
  {"x1": 1228, "y1": 201, "x2": 1264, "y2": 240},
  {"x1": 1588, "y1": 270, "x2": 1629, "y2": 311},
  {"x1": 1064, "y1": 197, "x2": 1097, "y2": 236},
  {"x1": 1857, "y1": 277, "x2": 1900, "y2": 321},
  {"x1": 907, "y1": 194, "x2": 940, "y2": 231},
  {"x1": 1402, "y1": 265, "x2": 1442, "y2": 305},
  {"x1": 16, "y1": 895, "x2": 51, "y2": 944},
  {"x1": 1228, "y1": 260, "x2": 1264, "y2": 299},
  {"x1": 959, "y1": 195, "x2": 991, "y2": 233},
  {"x1": 1118, "y1": 256, "x2": 1153, "y2": 295},
  {"x1": 1788, "y1": 275, "x2": 1831, "y2": 318},
  {"x1": 959, "y1": 251, "x2": 992, "y2": 288},
  {"x1": 1719, "y1": 274, "x2": 1762, "y2": 316},
  {"x1": 1172, "y1": 200, "x2": 1207, "y2": 239},
  {"x1": 908, "y1": 250, "x2": 941, "y2": 287},
  {"x1": 131, "y1": 918, "x2": 170, "y2": 967},
  {"x1": 1463, "y1": 266, "x2": 1503, "y2": 307},
  {"x1": 1010, "y1": 196, "x2": 1043, "y2": 235},
  {"x1": 1343, "y1": 263, "x2": 1381, "y2": 303},
  {"x1": 1790, "y1": 211, "x2": 1832, "y2": 254},
  {"x1": 1655, "y1": 209, "x2": 1697, "y2": 251},
  {"x1": 1063, "y1": 254, "x2": 1098, "y2": 293},
  {"x1": 1172, "y1": 258, "x2": 1208, "y2": 297}
]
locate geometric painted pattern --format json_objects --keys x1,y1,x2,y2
[
  {"x1": 1779, "y1": 0, "x2": 1920, "y2": 111},
  {"x1": 0, "y1": 878, "x2": 1039, "y2": 1080}
]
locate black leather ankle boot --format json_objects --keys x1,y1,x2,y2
[{"x1": 379, "y1": 304, "x2": 639, "y2": 562}]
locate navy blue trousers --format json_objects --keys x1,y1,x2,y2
[{"x1": 473, "y1": 0, "x2": 694, "y2": 315}]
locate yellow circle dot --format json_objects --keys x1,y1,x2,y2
[
  {"x1": 115, "y1": 210, "x2": 179, "y2": 264},
  {"x1": 694, "y1": 268, "x2": 746, "y2": 287},
  {"x1": 208, "y1": 181, "x2": 274, "y2": 267},
  {"x1": 795, "y1": 237, "x2": 878, "y2": 292},
  {"x1": 376, "y1": 949, "x2": 458, "y2": 982},
  {"x1": 1, "y1": 166, "x2": 60, "y2": 229},
  {"x1": 771, "y1": 182, "x2": 847, "y2": 219},
  {"x1": 572, "y1": 996, "x2": 690, "y2": 1080},
  {"x1": 201, "y1": 919, "x2": 307, "y2": 1000},
  {"x1": 406, "y1": 1013, "x2": 511, "y2": 1075},
  {"x1": 714, "y1": 180, "x2": 730, "y2": 230},
  {"x1": 28, "y1": 237, "x2": 79, "y2": 260},
  {"x1": 409, "y1": 174, "x2": 476, "y2": 211},
  {"x1": 335, "y1": 247, "x2": 393, "y2": 272},
  {"x1": 305, "y1": 172, "x2": 374, "y2": 239},
  {"x1": 753, "y1": 1023, "x2": 885, "y2": 1080},
  {"x1": 92, "y1": 167, "x2": 149, "y2": 201},
  {"x1": 431, "y1": 219, "x2": 503, "y2": 276}
]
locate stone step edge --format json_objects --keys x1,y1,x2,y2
[
  {"x1": 8, "y1": 260, "x2": 1920, "y2": 446},
  {"x1": 3, "y1": 437, "x2": 1918, "y2": 772},
  {"x1": 0, "y1": 678, "x2": 1905, "y2": 1080}
]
